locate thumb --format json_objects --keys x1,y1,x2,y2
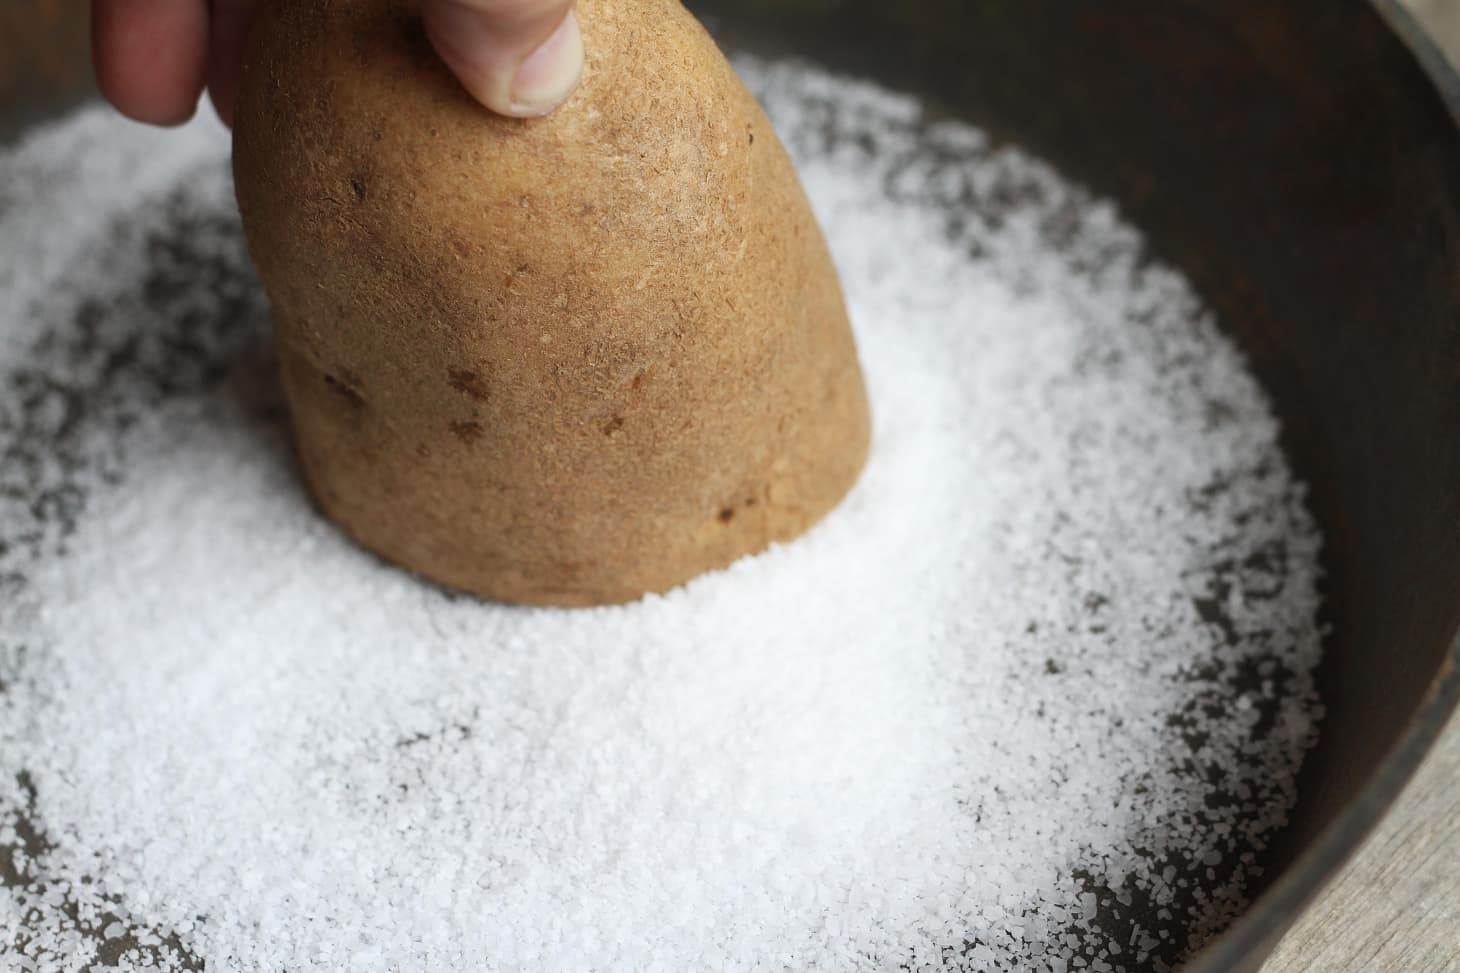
[{"x1": 422, "y1": 0, "x2": 584, "y2": 118}]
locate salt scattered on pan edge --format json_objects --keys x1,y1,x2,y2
[{"x1": 0, "y1": 57, "x2": 1324, "y2": 972}]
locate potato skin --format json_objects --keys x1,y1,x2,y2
[{"x1": 233, "y1": 0, "x2": 870, "y2": 606}]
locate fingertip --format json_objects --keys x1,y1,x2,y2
[
  {"x1": 206, "y1": 82, "x2": 235, "y2": 129},
  {"x1": 507, "y1": 8, "x2": 582, "y2": 118},
  {"x1": 422, "y1": 0, "x2": 582, "y2": 118},
  {"x1": 206, "y1": 0, "x2": 258, "y2": 129},
  {"x1": 92, "y1": 0, "x2": 210, "y2": 126}
]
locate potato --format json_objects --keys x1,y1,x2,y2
[{"x1": 233, "y1": 0, "x2": 870, "y2": 606}]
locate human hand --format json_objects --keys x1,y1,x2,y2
[{"x1": 91, "y1": 0, "x2": 585, "y2": 127}]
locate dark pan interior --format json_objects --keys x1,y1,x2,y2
[{"x1": 4, "y1": 2, "x2": 1460, "y2": 971}]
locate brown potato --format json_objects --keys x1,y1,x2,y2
[{"x1": 232, "y1": 0, "x2": 870, "y2": 606}]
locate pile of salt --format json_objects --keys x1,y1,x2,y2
[{"x1": 0, "y1": 57, "x2": 1324, "y2": 973}]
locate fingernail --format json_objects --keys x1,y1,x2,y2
[{"x1": 508, "y1": 10, "x2": 584, "y2": 117}]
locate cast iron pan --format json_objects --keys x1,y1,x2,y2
[{"x1": 2, "y1": 2, "x2": 1458, "y2": 971}]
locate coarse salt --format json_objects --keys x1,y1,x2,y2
[{"x1": 0, "y1": 56, "x2": 1324, "y2": 972}]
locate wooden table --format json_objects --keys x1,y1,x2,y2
[{"x1": 1263, "y1": 708, "x2": 1460, "y2": 972}]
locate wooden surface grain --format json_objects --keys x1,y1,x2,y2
[
  {"x1": 1263, "y1": 708, "x2": 1460, "y2": 972},
  {"x1": 1407, "y1": 0, "x2": 1460, "y2": 56}
]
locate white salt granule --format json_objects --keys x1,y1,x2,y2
[{"x1": 0, "y1": 58, "x2": 1323, "y2": 972}]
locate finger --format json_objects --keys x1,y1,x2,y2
[
  {"x1": 205, "y1": 0, "x2": 256, "y2": 127},
  {"x1": 421, "y1": 0, "x2": 583, "y2": 118},
  {"x1": 91, "y1": 0, "x2": 209, "y2": 125}
]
